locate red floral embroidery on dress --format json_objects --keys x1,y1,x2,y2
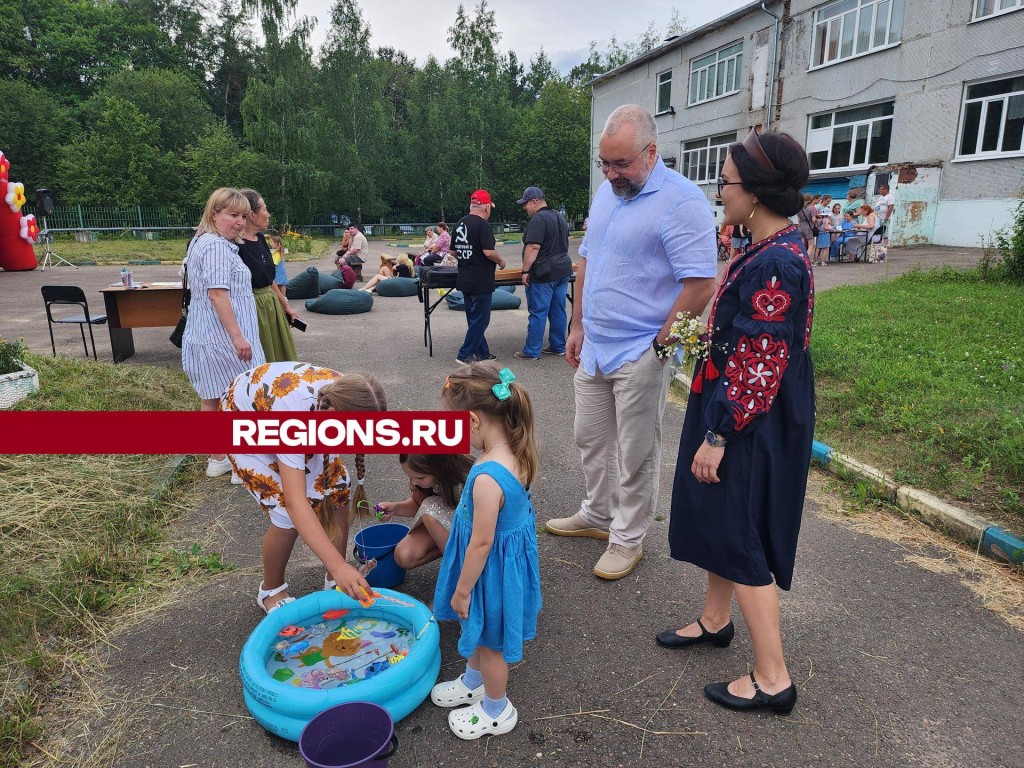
[
  {"x1": 750, "y1": 276, "x2": 791, "y2": 322},
  {"x1": 723, "y1": 333, "x2": 790, "y2": 430}
]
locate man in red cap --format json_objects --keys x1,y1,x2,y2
[{"x1": 452, "y1": 189, "x2": 505, "y2": 364}]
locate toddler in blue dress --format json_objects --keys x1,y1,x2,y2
[{"x1": 430, "y1": 364, "x2": 542, "y2": 740}]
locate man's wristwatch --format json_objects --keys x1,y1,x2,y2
[
  {"x1": 704, "y1": 431, "x2": 727, "y2": 448},
  {"x1": 652, "y1": 338, "x2": 670, "y2": 359}
]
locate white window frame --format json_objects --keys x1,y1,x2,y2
[
  {"x1": 806, "y1": 101, "x2": 894, "y2": 172},
  {"x1": 687, "y1": 41, "x2": 743, "y2": 107},
  {"x1": 954, "y1": 74, "x2": 1024, "y2": 161},
  {"x1": 809, "y1": 0, "x2": 904, "y2": 71},
  {"x1": 970, "y1": 0, "x2": 1024, "y2": 22},
  {"x1": 656, "y1": 70, "x2": 673, "y2": 115},
  {"x1": 681, "y1": 133, "x2": 735, "y2": 185}
]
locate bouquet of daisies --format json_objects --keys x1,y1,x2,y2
[{"x1": 654, "y1": 312, "x2": 711, "y2": 363}]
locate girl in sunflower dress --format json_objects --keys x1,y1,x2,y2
[{"x1": 221, "y1": 361, "x2": 389, "y2": 613}]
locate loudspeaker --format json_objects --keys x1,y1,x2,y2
[{"x1": 35, "y1": 189, "x2": 55, "y2": 215}]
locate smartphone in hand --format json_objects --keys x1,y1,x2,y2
[{"x1": 290, "y1": 317, "x2": 307, "y2": 332}]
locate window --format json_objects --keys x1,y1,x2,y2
[
  {"x1": 688, "y1": 42, "x2": 743, "y2": 106},
  {"x1": 973, "y1": 0, "x2": 1023, "y2": 20},
  {"x1": 810, "y1": 0, "x2": 904, "y2": 69},
  {"x1": 682, "y1": 133, "x2": 735, "y2": 184},
  {"x1": 807, "y1": 102, "x2": 894, "y2": 171},
  {"x1": 956, "y1": 75, "x2": 1024, "y2": 159},
  {"x1": 656, "y1": 70, "x2": 673, "y2": 114}
]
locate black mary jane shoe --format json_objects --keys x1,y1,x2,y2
[
  {"x1": 655, "y1": 618, "x2": 735, "y2": 649},
  {"x1": 704, "y1": 672, "x2": 797, "y2": 715}
]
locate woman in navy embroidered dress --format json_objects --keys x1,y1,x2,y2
[{"x1": 661, "y1": 130, "x2": 815, "y2": 715}]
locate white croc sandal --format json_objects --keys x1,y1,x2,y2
[
  {"x1": 257, "y1": 581, "x2": 295, "y2": 614},
  {"x1": 448, "y1": 700, "x2": 518, "y2": 740},
  {"x1": 324, "y1": 574, "x2": 336, "y2": 591},
  {"x1": 430, "y1": 674, "x2": 485, "y2": 708}
]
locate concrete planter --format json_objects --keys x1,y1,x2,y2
[{"x1": 0, "y1": 360, "x2": 39, "y2": 409}]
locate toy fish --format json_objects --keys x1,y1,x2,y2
[
  {"x1": 322, "y1": 608, "x2": 349, "y2": 620},
  {"x1": 279, "y1": 625, "x2": 303, "y2": 638},
  {"x1": 363, "y1": 660, "x2": 390, "y2": 679},
  {"x1": 373, "y1": 504, "x2": 386, "y2": 521},
  {"x1": 358, "y1": 589, "x2": 381, "y2": 608},
  {"x1": 274, "y1": 640, "x2": 290, "y2": 652},
  {"x1": 286, "y1": 640, "x2": 310, "y2": 655},
  {"x1": 371, "y1": 630, "x2": 396, "y2": 639},
  {"x1": 386, "y1": 654, "x2": 405, "y2": 665}
]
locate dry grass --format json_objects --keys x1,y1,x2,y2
[{"x1": 806, "y1": 471, "x2": 1024, "y2": 632}]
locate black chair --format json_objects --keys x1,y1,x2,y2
[{"x1": 41, "y1": 285, "x2": 108, "y2": 360}]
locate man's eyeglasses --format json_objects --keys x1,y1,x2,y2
[
  {"x1": 717, "y1": 176, "x2": 744, "y2": 195},
  {"x1": 595, "y1": 143, "x2": 653, "y2": 174}
]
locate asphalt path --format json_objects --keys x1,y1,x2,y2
[{"x1": 4, "y1": 242, "x2": 1020, "y2": 768}]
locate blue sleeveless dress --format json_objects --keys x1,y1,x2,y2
[{"x1": 433, "y1": 462, "x2": 542, "y2": 663}]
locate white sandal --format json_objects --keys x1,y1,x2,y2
[
  {"x1": 324, "y1": 574, "x2": 336, "y2": 591},
  {"x1": 447, "y1": 700, "x2": 518, "y2": 740},
  {"x1": 257, "y1": 581, "x2": 295, "y2": 614},
  {"x1": 430, "y1": 674, "x2": 485, "y2": 707}
]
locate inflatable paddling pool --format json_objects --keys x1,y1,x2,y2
[{"x1": 240, "y1": 587, "x2": 440, "y2": 742}]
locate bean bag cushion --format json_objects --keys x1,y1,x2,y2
[
  {"x1": 319, "y1": 272, "x2": 344, "y2": 293},
  {"x1": 304, "y1": 289, "x2": 373, "y2": 315},
  {"x1": 496, "y1": 285, "x2": 516, "y2": 294},
  {"x1": 376, "y1": 277, "x2": 419, "y2": 297},
  {"x1": 286, "y1": 267, "x2": 320, "y2": 299},
  {"x1": 445, "y1": 289, "x2": 522, "y2": 311}
]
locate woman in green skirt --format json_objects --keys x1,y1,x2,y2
[{"x1": 238, "y1": 189, "x2": 298, "y2": 361}]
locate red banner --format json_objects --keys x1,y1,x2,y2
[{"x1": 0, "y1": 411, "x2": 470, "y2": 454}]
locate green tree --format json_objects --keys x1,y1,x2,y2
[
  {"x1": 184, "y1": 123, "x2": 266, "y2": 204},
  {"x1": 242, "y1": 18, "x2": 330, "y2": 224},
  {"x1": 58, "y1": 99, "x2": 183, "y2": 206},
  {"x1": 207, "y1": 0, "x2": 259, "y2": 136},
  {"x1": 504, "y1": 81, "x2": 590, "y2": 220},
  {"x1": 84, "y1": 68, "x2": 216, "y2": 154},
  {"x1": 0, "y1": 80, "x2": 78, "y2": 196}
]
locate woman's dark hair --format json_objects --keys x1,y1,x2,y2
[
  {"x1": 728, "y1": 132, "x2": 809, "y2": 218},
  {"x1": 399, "y1": 453, "x2": 474, "y2": 508},
  {"x1": 437, "y1": 221, "x2": 448, "y2": 232},
  {"x1": 239, "y1": 188, "x2": 263, "y2": 213}
]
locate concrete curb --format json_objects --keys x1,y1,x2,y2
[{"x1": 673, "y1": 372, "x2": 1024, "y2": 566}]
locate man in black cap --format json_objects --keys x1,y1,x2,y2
[{"x1": 513, "y1": 186, "x2": 573, "y2": 360}]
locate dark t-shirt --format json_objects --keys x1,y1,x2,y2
[
  {"x1": 237, "y1": 233, "x2": 276, "y2": 289},
  {"x1": 452, "y1": 213, "x2": 497, "y2": 294},
  {"x1": 523, "y1": 206, "x2": 572, "y2": 283},
  {"x1": 395, "y1": 263, "x2": 413, "y2": 278}
]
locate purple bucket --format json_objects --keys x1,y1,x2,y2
[{"x1": 298, "y1": 702, "x2": 398, "y2": 768}]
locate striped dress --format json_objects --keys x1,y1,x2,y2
[{"x1": 182, "y1": 232, "x2": 265, "y2": 399}]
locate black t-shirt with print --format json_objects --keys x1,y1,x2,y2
[
  {"x1": 452, "y1": 213, "x2": 497, "y2": 294},
  {"x1": 522, "y1": 205, "x2": 572, "y2": 283},
  {"x1": 237, "y1": 233, "x2": 276, "y2": 290}
]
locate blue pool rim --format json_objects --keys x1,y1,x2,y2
[{"x1": 239, "y1": 587, "x2": 440, "y2": 742}]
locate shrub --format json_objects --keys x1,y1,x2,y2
[
  {"x1": 0, "y1": 338, "x2": 27, "y2": 376},
  {"x1": 993, "y1": 198, "x2": 1024, "y2": 283}
]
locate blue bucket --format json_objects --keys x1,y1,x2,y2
[{"x1": 354, "y1": 523, "x2": 408, "y2": 588}]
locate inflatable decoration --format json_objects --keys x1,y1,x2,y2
[
  {"x1": 20, "y1": 214, "x2": 39, "y2": 244},
  {"x1": 5, "y1": 181, "x2": 25, "y2": 212},
  {"x1": 0, "y1": 150, "x2": 38, "y2": 271},
  {"x1": 240, "y1": 587, "x2": 440, "y2": 742}
]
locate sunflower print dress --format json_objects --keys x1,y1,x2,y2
[{"x1": 221, "y1": 361, "x2": 351, "y2": 528}]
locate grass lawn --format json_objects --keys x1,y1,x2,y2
[
  {"x1": 0, "y1": 353, "x2": 219, "y2": 767},
  {"x1": 813, "y1": 267, "x2": 1023, "y2": 527},
  {"x1": 32, "y1": 234, "x2": 338, "y2": 266}
]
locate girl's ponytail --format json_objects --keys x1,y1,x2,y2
[
  {"x1": 504, "y1": 385, "x2": 538, "y2": 487},
  {"x1": 351, "y1": 454, "x2": 368, "y2": 520}
]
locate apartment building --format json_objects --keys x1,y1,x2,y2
[{"x1": 589, "y1": 0, "x2": 1024, "y2": 246}]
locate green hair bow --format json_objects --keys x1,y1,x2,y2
[{"x1": 491, "y1": 367, "x2": 516, "y2": 400}]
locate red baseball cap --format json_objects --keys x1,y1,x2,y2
[{"x1": 470, "y1": 189, "x2": 493, "y2": 205}]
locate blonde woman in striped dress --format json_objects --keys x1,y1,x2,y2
[{"x1": 182, "y1": 187, "x2": 266, "y2": 477}]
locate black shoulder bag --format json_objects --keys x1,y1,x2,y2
[{"x1": 169, "y1": 263, "x2": 191, "y2": 348}]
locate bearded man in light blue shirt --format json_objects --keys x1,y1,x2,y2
[{"x1": 546, "y1": 104, "x2": 717, "y2": 580}]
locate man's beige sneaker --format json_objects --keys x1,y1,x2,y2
[
  {"x1": 544, "y1": 513, "x2": 609, "y2": 540},
  {"x1": 593, "y1": 543, "x2": 643, "y2": 580}
]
